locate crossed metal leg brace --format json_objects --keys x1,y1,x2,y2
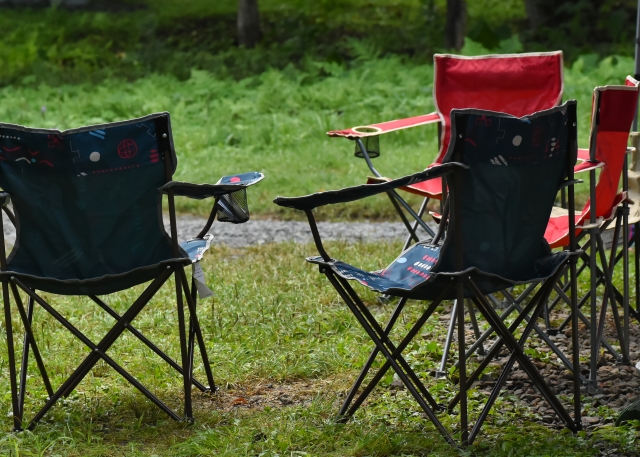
[
  {"x1": 2, "y1": 265, "x2": 216, "y2": 431},
  {"x1": 331, "y1": 267, "x2": 582, "y2": 446}
]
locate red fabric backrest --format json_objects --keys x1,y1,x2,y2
[
  {"x1": 433, "y1": 52, "x2": 564, "y2": 163},
  {"x1": 581, "y1": 79, "x2": 639, "y2": 221}
]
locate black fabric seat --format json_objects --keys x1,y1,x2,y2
[{"x1": 0, "y1": 113, "x2": 263, "y2": 430}]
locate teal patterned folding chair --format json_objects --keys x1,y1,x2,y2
[
  {"x1": 0, "y1": 113, "x2": 263, "y2": 430},
  {"x1": 275, "y1": 102, "x2": 582, "y2": 445}
]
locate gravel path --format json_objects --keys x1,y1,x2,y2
[{"x1": 1, "y1": 213, "x2": 436, "y2": 247}]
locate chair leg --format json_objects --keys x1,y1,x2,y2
[
  {"x1": 11, "y1": 284, "x2": 54, "y2": 407},
  {"x1": 401, "y1": 197, "x2": 430, "y2": 252},
  {"x1": 500, "y1": 288, "x2": 587, "y2": 384},
  {"x1": 622, "y1": 204, "x2": 631, "y2": 364},
  {"x1": 178, "y1": 267, "x2": 216, "y2": 393},
  {"x1": 467, "y1": 277, "x2": 576, "y2": 433},
  {"x1": 447, "y1": 276, "x2": 555, "y2": 410},
  {"x1": 466, "y1": 299, "x2": 485, "y2": 355},
  {"x1": 337, "y1": 297, "x2": 408, "y2": 419},
  {"x1": 89, "y1": 294, "x2": 209, "y2": 392},
  {"x1": 436, "y1": 299, "x2": 458, "y2": 378},
  {"x1": 17, "y1": 295, "x2": 32, "y2": 419},
  {"x1": 337, "y1": 276, "x2": 442, "y2": 411},
  {"x1": 595, "y1": 232, "x2": 627, "y2": 364},
  {"x1": 326, "y1": 271, "x2": 454, "y2": 444},
  {"x1": 188, "y1": 279, "x2": 197, "y2": 389},
  {"x1": 174, "y1": 268, "x2": 193, "y2": 420},
  {"x1": 456, "y1": 279, "x2": 468, "y2": 445},
  {"x1": 635, "y1": 222, "x2": 639, "y2": 320},
  {"x1": 2, "y1": 279, "x2": 21, "y2": 431},
  {"x1": 467, "y1": 289, "x2": 549, "y2": 443},
  {"x1": 341, "y1": 296, "x2": 445, "y2": 419},
  {"x1": 13, "y1": 273, "x2": 183, "y2": 428}
]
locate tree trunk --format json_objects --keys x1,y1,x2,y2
[
  {"x1": 444, "y1": 0, "x2": 466, "y2": 51},
  {"x1": 237, "y1": 0, "x2": 262, "y2": 49},
  {"x1": 524, "y1": 0, "x2": 542, "y2": 30}
]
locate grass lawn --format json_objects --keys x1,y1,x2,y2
[{"x1": 0, "y1": 240, "x2": 638, "y2": 456}]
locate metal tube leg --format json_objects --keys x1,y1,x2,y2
[
  {"x1": 175, "y1": 268, "x2": 192, "y2": 420},
  {"x1": 11, "y1": 285, "x2": 53, "y2": 401},
  {"x1": 188, "y1": 278, "x2": 198, "y2": 389},
  {"x1": 623, "y1": 205, "x2": 631, "y2": 364},
  {"x1": 401, "y1": 197, "x2": 430, "y2": 252},
  {"x1": 588, "y1": 228, "x2": 598, "y2": 389},
  {"x1": 179, "y1": 268, "x2": 216, "y2": 393},
  {"x1": 338, "y1": 297, "x2": 408, "y2": 419},
  {"x1": 465, "y1": 299, "x2": 485, "y2": 356},
  {"x1": 2, "y1": 279, "x2": 21, "y2": 431},
  {"x1": 436, "y1": 300, "x2": 458, "y2": 378},
  {"x1": 17, "y1": 295, "x2": 34, "y2": 418},
  {"x1": 457, "y1": 280, "x2": 468, "y2": 445},
  {"x1": 327, "y1": 271, "x2": 454, "y2": 444},
  {"x1": 88, "y1": 294, "x2": 208, "y2": 392},
  {"x1": 635, "y1": 222, "x2": 639, "y2": 319},
  {"x1": 570, "y1": 256, "x2": 582, "y2": 430}
]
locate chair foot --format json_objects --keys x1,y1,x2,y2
[
  {"x1": 377, "y1": 295, "x2": 392, "y2": 305},
  {"x1": 334, "y1": 415, "x2": 351, "y2": 424},
  {"x1": 202, "y1": 385, "x2": 220, "y2": 395},
  {"x1": 434, "y1": 370, "x2": 447, "y2": 379}
]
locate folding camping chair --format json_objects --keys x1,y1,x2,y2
[
  {"x1": 328, "y1": 52, "x2": 565, "y2": 367},
  {"x1": 441, "y1": 78, "x2": 640, "y2": 390},
  {"x1": 327, "y1": 51, "x2": 564, "y2": 249},
  {"x1": 274, "y1": 102, "x2": 581, "y2": 445},
  {"x1": 0, "y1": 113, "x2": 264, "y2": 430},
  {"x1": 543, "y1": 77, "x2": 639, "y2": 386}
]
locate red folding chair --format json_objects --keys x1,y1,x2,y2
[
  {"x1": 543, "y1": 76, "x2": 639, "y2": 387},
  {"x1": 328, "y1": 51, "x2": 564, "y2": 246}
]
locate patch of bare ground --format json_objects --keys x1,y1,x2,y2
[{"x1": 193, "y1": 377, "x2": 349, "y2": 415}]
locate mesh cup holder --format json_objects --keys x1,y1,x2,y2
[
  {"x1": 352, "y1": 127, "x2": 381, "y2": 158},
  {"x1": 217, "y1": 188, "x2": 250, "y2": 223}
]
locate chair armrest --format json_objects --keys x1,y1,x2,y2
[
  {"x1": 273, "y1": 163, "x2": 466, "y2": 211},
  {"x1": 577, "y1": 148, "x2": 590, "y2": 162},
  {"x1": 327, "y1": 112, "x2": 441, "y2": 139},
  {"x1": 574, "y1": 160, "x2": 603, "y2": 174},
  {"x1": 158, "y1": 171, "x2": 264, "y2": 199}
]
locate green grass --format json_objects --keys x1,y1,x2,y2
[
  {"x1": 0, "y1": 240, "x2": 638, "y2": 456},
  {"x1": 0, "y1": 51, "x2": 633, "y2": 219}
]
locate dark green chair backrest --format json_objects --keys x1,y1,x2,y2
[
  {"x1": 0, "y1": 113, "x2": 180, "y2": 291},
  {"x1": 435, "y1": 102, "x2": 577, "y2": 282}
]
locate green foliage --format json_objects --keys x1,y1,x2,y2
[
  {"x1": 0, "y1": 0, "x2": 634, "y2": 87},
  {"x1": 523, "y1": 0, "x2": 638, "y2": 60},
  {"x1": 0, "y1": 51, "x2": 629, "y2": 218}
]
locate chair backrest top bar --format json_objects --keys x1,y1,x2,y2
[{"x1": 433, "y1": 51, "x2": 564, "y2": 164}]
